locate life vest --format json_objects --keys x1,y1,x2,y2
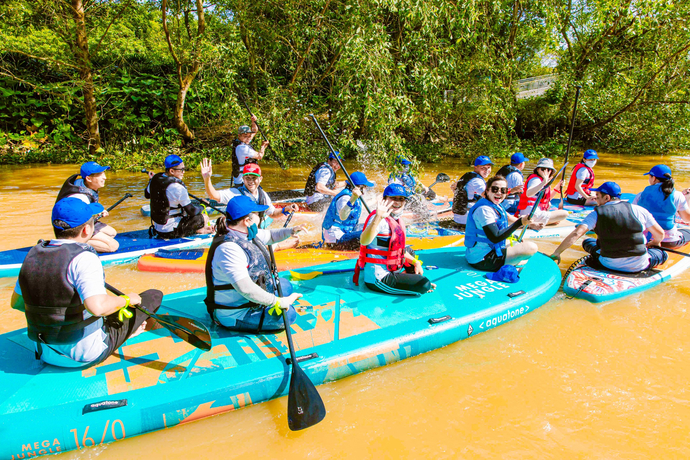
[
  {"x1": 516, "y1": 173, "x2": 551, "y2": 214},
  {"x1": 565, "y1": 163, "x2": 595, "y2": 198},
  {"x1": 353, "y1": 211, "x2": 406, "y2": 285},
  {"x1": 388, "y1": 172, "x2": 416, "y2": 195},
  {"x1": 145, "y1": 173, "x2": 186, "y2": 226},
  {"x1": 496, "y1": 165, "x2": 523, "y2": 200},
  {"x1": 464, "y1": 198, "x2": 510, "y2": 257},
  {"x1": 236, "y1": 184, "x2": 271, "y2": 226},
  {"x1": 594, "y1": 201, "x2": 647, "y2": 258},
  {"x1": 304, "y1": 162, "x2": 336, "y2": 196},
  {"x1": 204, "y1": 232, "x2": 276, "y2": 329},
  {"x1": 18, "y1": 241, "x2": 103, "y2": 346},
  {"x1": 636, "y1": 183, "x2": 677, "y2": 231},
  {"x1": 452, "y1": 171, "x2": 483, "y2": 215},
  {"x1": 231, "y1": 139, "x2": 258, "y2": 181},
  {"x1": 322, "y1": 188, "x2": 361, "y2": 239},
  {"x1": 55, "y1": 174, "x2": 99, "y2": 204}
]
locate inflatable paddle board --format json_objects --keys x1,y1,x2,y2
[{"x1": 0, "y1": 248, "x2": 560, "y2": 459}]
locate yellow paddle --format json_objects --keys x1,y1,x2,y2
[{"x1": 290, "y1": 267, "x2": 356, "y2": 281}]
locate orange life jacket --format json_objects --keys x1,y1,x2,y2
[
  {"x1": 565, "y1": 163, "x2": 595, "y2": 197},
  {"x1": 516, "y1": 173, "x2": 551, "y2": 215}
]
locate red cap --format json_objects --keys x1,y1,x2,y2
[{"x1": 243, "y1": 163, "x2": 261, "y2": 176}]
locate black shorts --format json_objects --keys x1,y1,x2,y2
[
  {"x1": 155, "y1": 214, "x2": 205, "y2": 239},
  {"x1": 566, "y1": 197, "x2": 587, "y2": 206},
  {"x1": 93, "y1": 220, "x2": 107, "y2": 236},
  {"x1": 98, "y1": 289, "x2": 163, "y2": 363},
  {"x1": 468, "y1": 249, "x2": 507, "y2": 272}
]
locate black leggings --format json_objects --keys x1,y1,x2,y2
[{"x1": 366, "y1": 270, "x2": 432, "y2": 296}]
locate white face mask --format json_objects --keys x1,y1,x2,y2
[{"x1": 585, "y1": 160, "x2": 597, "y2": 168}]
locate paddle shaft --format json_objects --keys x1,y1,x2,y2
[
  {"x1": 234, "y1": 84, "x2": 286, "y2": 170},
  {"x1": 658, "y1": 246, "x2": 690, "y2": 257},
  {"x1": 559, "y1": 86, "x2": 582, "y2": 208},
  {"x1": 106, "y1": 193, "x2": 133, "y2": 213},
  {"x1": 309, "y1": 114, "x2": 371, "y2": 213},
  {"x1": 516, "y1": 163, "x2": 568, "y2": 242}
]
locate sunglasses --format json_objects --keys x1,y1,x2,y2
[
  {"x1": 172, "y1": 167, "x2": 187, "y2": 172},
  {"x1": 490, "y1": 186, "x2": 508, "y2": 194}
]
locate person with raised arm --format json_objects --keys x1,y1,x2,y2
[
  {"x1": 515, "y1": 158, "x2": 568, "y2": 226},
  {"x1": 231, "y1": 115, "x2": 268, "y2": 187},
  {"x1": 322, "y1": 171, "x2": 375, "y2": 250}
]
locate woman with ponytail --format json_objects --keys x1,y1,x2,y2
[{"x1": 634, "y1": 165, "x2": 690, "y2": 248}]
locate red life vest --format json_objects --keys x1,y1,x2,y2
[
  {"x1": 565, "y1": 163, "x2": 595, "y2": 197},
  {"x1": 516, "y1": 173, "x2": 551, "y2": 215},
  {"x1": 353, "y1": 211, "x2": 407, "y2": 286}
]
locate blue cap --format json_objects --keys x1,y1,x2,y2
[
  {"x1": 590, "y1": 181, "x2": 621, "y2": 198},
  {"x1": 383, "y1": 183, "x2": 408, "y2": 198},
  {"x1": 164, "y1": 154, "x2": 183, "y2": 170},
  {"x1": 52, "y1": 197, "x2": 104, "y2": 230},
  {"x1": 474, "y1": 156, "x2": 494, "y2": 166},
  {"x1": 510, "y1": 152, "x2": 527, "y2": 164},
  {"x1": 350, "y1": 171, "x2": 375, "y2": 187},
  {"x1": 583, "y1": 149, "x2": 598, "y2": 159},
  {"x1": 485, "y1": 265, "x2": 520, "y2": 283},
  {"x1": 329, "y1": 151, "x2": 341, "y2": 160},
  {"x1": 80, "y1": 161, "x2": 110, "y2": 177},
  {"x1": 225, "y1": 195, "x2": 269, "y2": 220},
  {"x1": 397, "y1": 156, "x2": 412, "y2": 166},
  {"x1": 643, "y1": 164, "x2": 672, "y2": 179}
]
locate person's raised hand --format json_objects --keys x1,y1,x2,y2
[
  {"x1": 100, "y1": 210, "x2": 109, "y2": 218},
  {"x1": 291, "y1": 224, "x2": 308, "y2": 236},
  {"x1": 286, "y1": 203, "x2": 299, "y2": 213},
  {"x1": 376, "y1": 196, "x2": 394, "y2": 219},
  {"x1": 250, "y1": 114, "x2": 258, "y2": 123},
  {"x1": 200, "y1": 158, "x2": 212, "y2": 180},
  {"x1": 351, "y1": 186, "x2": 363, "y2": 200},
  {"x1": 260, "y1": 140, "x2": 269, "y2": 151}
]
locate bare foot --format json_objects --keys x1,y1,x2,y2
[{"x1": 130, "y1": 321, "x2": 147, "y2": 339}]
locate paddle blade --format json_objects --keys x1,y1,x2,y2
[
  {"x1": 148, "y1": 311, "x2": 213, "y2": 351},
  {"x1": 290, "y1": 270, "x2": 322, "y2": 280},
  {"x1": 287, "y1": 363, "x2": 326, "y2": 430},
  {"x1": 436, "y1": 173, "x2": 450, "y2": 183}
]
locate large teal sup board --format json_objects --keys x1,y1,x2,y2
[{"x1": 0, "y1": 247, "x2": 560, "y2": 459}]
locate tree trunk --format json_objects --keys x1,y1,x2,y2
[
  {"x1": 173, "y1": 74, "x2": 197, "y2": 141},
  {"x1": 72, "y1": 0, "x2": 101, "y2": 154}
]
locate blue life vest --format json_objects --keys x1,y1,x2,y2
[
  {"x1": 464, "y1": 198, "x2": 510, "y2": 256},
  {"x1": 236, "y1": 185, "x2": 273, "y2": 229},
  {"x1": 636, "y1": 183, "x2": 677, "y2": 231},
  {"x1": 322, "y1": 188, "x2": 361, "y2": 239},
  {"x1": 388, "y1": 173, "x2": 416, "y2": 195}
]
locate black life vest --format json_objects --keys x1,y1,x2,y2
[
  {"x1": 18, "y1": 241, "x2": 102, "y2": 345},
  {"x1": 55, "y1": 174, "x2": 99, "y2": 204},
  {"x1": 236, "y1": 185, "x2": 270, "y2": 222},
  {"x1": 204, "y1": 232, "x2": 277, "y2": 328},
  {"x1": 304, "y1": 162, "x2": 336, "y2": 196},
  {"x1": 232, "y1": 139, "x2": 258, "y2": 181},
  {"x1": 594, "y1": 201, "x2": 647, "y2": 259},
  {"x1": 145, "y1": 173, "x2": 186, "y2": 226},
  {"x1": 452, "y1": 171, "x2": 483, "y2": 215},
  {"x1": 496, "y1": 165, "x2": 523, "y2": 200}
]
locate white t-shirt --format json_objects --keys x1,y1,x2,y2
[
  {"x1": 14, "y1": 240, "x2": 108, "y2": 367},
  {"x1": 306, "y1": 165, "x2": 335, "y2": 204},
  {"x1": 233, "y1": 144, "x2": 260, "y2": 185},
  {"x1": 217, "y1": 187, "x2": 276, "y2": 216},
  {"x1": 633, "y1": 190, "x2": 688, "y2": 242},
  {"x1": 579, "y1": 201, "x2": 657, "y2": 272},
  {"x1": 567, "y1": 167, "x2": 592, "y2": 200},
  {"x1": 212, "y1": 228, "x2": 291, "y2": 326},
  {"x1": 453, "y1": 178, "x2": 486, "y2": 224},
  {"x1": 504, "y1": 171, "x2": 523, "y2": 193},
  {"x1": 146, "y1": 181, "x2": 191, "y2": 233},
  {"x1": 465, "y1": 206, "x2": 504, "y2": 264},
  {"x1": 323, "y1": 195, "x2": 352, "y2": 243}
]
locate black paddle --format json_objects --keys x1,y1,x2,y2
[
  {"x1": 658, "y1": 246, "x2": 690, "y2": 257},
  {"x1": 516, "y1": 163, "x2": 568, "y2": 242},
  {"x1": 558, "y1": 86, "x2": 582, "y2": 210},
  {"x1": 141, "y1": 169, "x2": 226, "y2": 215},
  {"x1": 105, "y1": 283, "x2": 213, "y2": 351},
  {"x1": 427, "y1": 173, "x2": 450, "y2": 191},
  {"x1": 266, "y1": 243, "x2": 326, "y2": 430},
  {"x1": 105, "y1": 193, "x2": 133, "y2": 212},
  {"x1": 233, "y1": 84, "x2": 287, "y2": 170},
  {"x1": 310, "y1": 114, "x2": 371, "y2": 213}
]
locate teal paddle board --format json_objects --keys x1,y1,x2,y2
[{"x1": 0, "y1": 247, "x2": 560, "y2": 458}]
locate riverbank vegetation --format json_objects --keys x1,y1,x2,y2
[{"x1": 1, "y1": 0, "x2": 689, "y2": 169}]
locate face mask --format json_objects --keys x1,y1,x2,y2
[
  {"x1": 403, "y1": 165, "x2": 410, "y2": 173},
  {"x1": 247, "y1": 223, "x2": 258, "y2": 240},
  {"x1": 585, "y1": 160, "x2": 597, "y2": 168}
]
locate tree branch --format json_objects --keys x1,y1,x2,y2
[
  {"x1": 1, "y1": 48, "x2": 79, "y2": 70},
  {"x1": 93, "y1": 0, "x2": 134, "y2": 57}
]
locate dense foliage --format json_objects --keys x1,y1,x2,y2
[{"x1": 0, "y1": 0, "x2": 689, "y2": 168}]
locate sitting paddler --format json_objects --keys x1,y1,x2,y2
[
  {"x1": 633, "y1": 165, "x2": 690, "y2": 248},
  {"x1": 304, "y1": 151, "x2": 347, "y2": 212},
  {"x1": 496, "y1": 152, "x2": 528, "y2": 215},
  {"x1": 232, "y1": 116, "x2": 268, "y2": 187},
  {"x1": 388, "y1": 156, "x2": 433, "y2": 200},
  {"x1": 354, "y1": 184, "x2": 436, "y2": 295},
  {"x1": 204, "y1": 196, "x2": 306, "y2": 332},
  {"x1": 12, "y1": 197, "x2": 162, "y2": 368},
  {"x1": 515, "y1": 158, "x2": 568, "y2": 226},
  {"x1": 464, "y1": 175, "x2": 541, "y2": 271},
  {"x1": 451, "y1": 155, "x2": 493, "y2": 226},
  {"x1": 55, "y1": 161, "x2": 119, "y2": 253},
  {"x1": 550, "y1": 181, "x2": 668, "y2": 272},
  {"x1": 201, "y1": 158, "x2": 299, "y2": 228},
  {"x1": 322, "y1": 171, "x2": 375, "y2": 250},
  {"x1": 145, "y1": 154, "x2": 213, "y2": 238},
  {"x1": 565, "y1": 149, "x2": 598, "y2": 206}
]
